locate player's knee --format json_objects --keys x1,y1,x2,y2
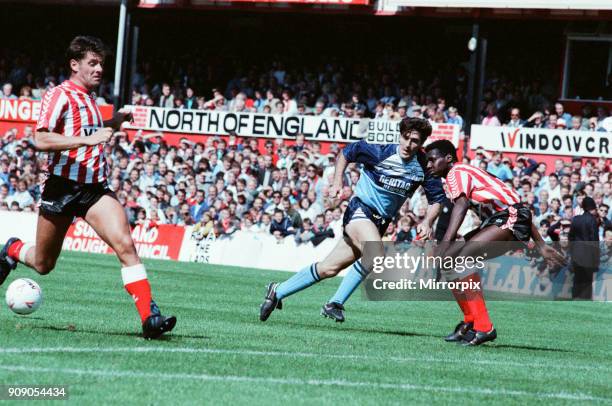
[
  {"x1": 317, "y1": 263, "x2": 341, "y2": 279},
  {"x1": 115, "y1": 235, "x2": 137, "y2": 257},
  {"x1": 35, "y1": 260, "x2": 56, "y2": 275}
]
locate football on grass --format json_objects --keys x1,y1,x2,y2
[{"x1": 5, "y1": 278, "x2": 43, "y2": 315}]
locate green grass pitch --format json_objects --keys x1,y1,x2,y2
[{"x1": 0, "y1": 251, "x2": 610, "y2": 405}]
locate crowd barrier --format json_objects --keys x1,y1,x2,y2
[{"x1": 0, "y1": 211, "x2": 609, "y2": 300}]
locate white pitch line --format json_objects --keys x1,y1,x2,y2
[
  {"x1": 0, "y1": 347, "x2": 610, "y2": 373},
  {"x1": 0, "y1": 364, "x2": 608, "y2": 402}
]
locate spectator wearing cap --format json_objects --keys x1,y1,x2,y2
[
  {"x1": 397, "y1": 100, "x2": 408, "y2": 119},
  {"x1": 569, "y1": 196, "x2": 600, "y2": 299},
  {"x1": 408, "y1": 104, "x2": 422, "y2": 118}
]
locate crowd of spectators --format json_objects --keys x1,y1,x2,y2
[
  {"x1": 1, "y1": 52, "x2": 612, "y2": 253},
  {"x1": 3, "y1": 49, "x2": 612, "y2": 131},
  {"x1": 1, "y1": 122, "x2": 612, "y2": 252}
]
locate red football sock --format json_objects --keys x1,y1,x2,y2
[
  {"x1": 121, "y1": 264, "x2": 152, "y2": 323},
  {"x1": 463, "y1": 273, "x2": 492, "y2": 332},
  {"x1": 451, "y1": 288, "x2": 474, "y2": 323},
  {"x1": 7, "y1": 241, "x2": 34, "y2": 264},
  {"x1": 7, "y1": 240, "x2": 24, "y2": 261}
]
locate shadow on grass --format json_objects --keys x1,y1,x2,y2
[
  {"x1": 31, "y1": 325, "x2": 211, "y2": 341},
  {"x1": 490, "y1": 343, "x2": 572, "y2": 353},
  {"x1": 280, "y1": 321, "x2": 440, "y2": 339}
]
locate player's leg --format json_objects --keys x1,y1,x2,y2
[
  {"x1": 259, "y1": 235, "x2": 360, "y2": 321},
  {"x1": 260, "y1": 219, "x2": 382, "y2": 322},
  {"x1": 448, "y1": 225, "x2": 514, "y2": 346},
  {"x1": 321, "y1": 220, "x2": 384, "y2": 322},
  {"x1": 84, "y1": 194, "x2": 175, "y2": 339},
  {"x1": 0, "y1": 213, "x2": 73, "y2": 284}
]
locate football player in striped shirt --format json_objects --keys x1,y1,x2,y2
[
  {"x1": 425, "y1": 140, "x2": 564, "y2": 346},
  {"x1": 0, "y1": 36, "x2": 176, "y2": 339}
]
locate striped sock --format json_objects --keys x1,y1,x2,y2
[
  {"x1": 329, "y1": 260, "x2": 366, "y2": 305},
  {"x1": 121, "y1": 264, "x2": 152, "y2": 323},
  {"x1": 7, "y1": 240, "x2": 34, "y2": 264},
  {"x1": 276, "y1": 263, "x2": 320, "y2": 300}
]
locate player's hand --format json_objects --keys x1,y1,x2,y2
[
  {"x1": 88, "y1": 127, "x2": 113, "y2": 146},
  {"x1": 416, "y1": 223, "x2": 433, "y2": 240},
  {"x1": 328, "y1": 182, "x2": 342, "y2": 199},
  {"x1": 540, "y1": 244, "x2": 566, "y2": 268},
  {"x1": 116, "y1": 108, "x2": 133, "y2": 125}
]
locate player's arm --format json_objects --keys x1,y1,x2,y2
[
  {"x1": 34, "y1": 128, "x2": 113, "y2": 152},
  {"x1": 417, "y1": 203, "x2": 441, "y2": 239},
  {"x1": 531, "y1": 221, "x2": 566, "y2": 267},
  {"x1": 328, "y1": 151, "x2": 349, "y2": 199},
  {"x1": 441, "y1": 195, "x2": 469, "y2": 244},
  {"x1": 417, "y1": 171, "x2": 447, "y2": 239}
]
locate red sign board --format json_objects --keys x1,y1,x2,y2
[{"x1": 63, "y1": 219, "x2": 186, "y2": 261}]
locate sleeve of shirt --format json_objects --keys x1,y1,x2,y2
[
  {"x1": 422, "y1": 172, "x2": 447, "y2": 204},
  {"x1": 342, "y1": 140, "x2": 382, "y2": 165},
  {"x1": 446, "y1": 167, "x2": 473, "y2": 201},
  {"x1": 36, "y1": 87, "x2": 67, "y2": 133}
]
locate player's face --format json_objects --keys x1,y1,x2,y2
[
  {"x1": 426, "y1": 149, "x2": 451, "y2": 177},
  {"x1": 398, "y1": 130, "x2": 422, "y2": 159},
  {"x1": 71, "y1": 51, "x2": 104, "y2": 90}
]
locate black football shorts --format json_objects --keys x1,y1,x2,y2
[{"x1": 39, "y1": 174, "x2": 115, "y2": 218}]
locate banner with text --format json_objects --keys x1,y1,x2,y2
[
  {"x1": 0, "y1": 99, "x2": 113, "y2": 124},
  {"x1": 126, "y1": 105, "x2": 460, "y2": 146},
  {"x1": 62, "y1": 220, "x2": 186, "y2": 261},
  {"x1": 470, "y1": 124, "x2": 612, "y2": 158}
]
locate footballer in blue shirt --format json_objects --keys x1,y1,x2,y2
[{"x1": 259, "y1": 117, "x2": 447, "y2": 322}]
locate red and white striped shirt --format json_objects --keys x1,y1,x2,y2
[
  {"x1": 446, "y1": 163, "x2": 520, "y2": 213},
  {"x1": 36, "y1": 80, "x2": 107, "y2": 184}
]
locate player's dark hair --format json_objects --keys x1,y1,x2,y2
[
  {"x1": 399, "y1": 117, "x2": 432, "y2": 143},
  {"x1": 66, "y1": 36, "x2": 106, "y2": 65},
  {"x1": 425, "y1": 140, "x2": 458, "y2": 163}
]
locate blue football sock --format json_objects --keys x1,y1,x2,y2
[
  {"x1": 276, "y1": 263, "x2": 321, "y2": 300},
  {"x1": 329, "y1": 260, "x2": 367, "y2": 305}
]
